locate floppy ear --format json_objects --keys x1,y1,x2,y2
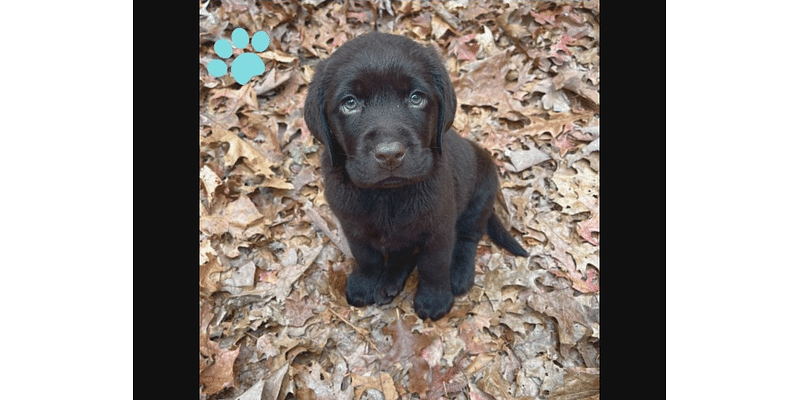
[
  {"x1": 304, "y1": 60, "x2": 345, "y2": 166},
  {"x1": 433, "y1": 65, "x2": 457, "y2": 155}
]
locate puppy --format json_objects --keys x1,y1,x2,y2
[{"x1": 304, "y1": 32, "x2": 528, "y2": 321}]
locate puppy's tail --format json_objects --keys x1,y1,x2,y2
[{"x1": 487, "y1": 213, "x2": 529, "y2": 257}]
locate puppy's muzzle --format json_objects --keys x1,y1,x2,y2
[{"x1": 374, "y1": 141, "x2": 406, "y2": 169}]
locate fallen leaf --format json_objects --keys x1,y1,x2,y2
[
  {"x1": 209, "y1": 82, "x2": 258, "y2": 112},
  {"x1": 200, "y1": 254, "x2": 225, "y2": 294},
  {"x1": 203, "y1": 125, "x2": 294, "y2": 190},
  {"x1": 381, "y1": 314, "x2": 433, "y2": 394},
  {"x1": 451, "y1": 33, "x2": 479, "y2": 61},
  {"x1": 283, "y1": 290, "x2": 318, "y2": 327},
  {"x1": 223, "y1": 195, "x2": 263, "y2": 229},
  {"x1": 262, "y1": 363, "x2": 290, "y2": 400},
  {"x1": 380, "y1": 373, "x2": 399, "y2": 400},
  {"x1": 545, "y1": 369, "x2": 600, "y2": 400},
  {"x1": 551, "y1": 163, "x2": 598, "y2": 215},
  {"x1": 427, "y1": 358, "x2": 469, "y2": 398},
  {"x1": 220, "y1": 260, "x2": 255, "y2": 295},
  {"x1": 534, "y1": 79, "x2": 571, "y2": 113},
  {"x1": 200, "y1": 347, "x2": 240, "y2": 395},
  {"x1": 200, "y1": 165, "x2": 223, "y2": 204},
  {"x1": 508, "y1": 145, "x2": 551, "y2": 172},
  {"x1": 525, "y1": 285, "x2": 597, "y2": 353},
  {"x1": 233, "y1": 379, "x2": 264, "y2": 400},
  {"x1": 576, "y1": 212, "x2": 599, "y2": 245},
  {"x1": 381, "y1": 314, "x2": 426, "y2": 369},
  {"x1": 553, "y1": 66, "x2": 599, "y2": 106},
  {"x1": 295, "y1": 360, "x2": 353, "y2": 400}
]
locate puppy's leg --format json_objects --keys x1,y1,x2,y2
[
  {"x1": 346, "y1": 240, "x2": 385, "y2": 307},
  {"x1": 414, "y1": 236, "x2": 455, "y2": 320},
  {"x1": 450, "y1": 177, "x2": 496, "y2": 296},
  {"x1": 450, "y1": 236, "x2": 481, "y2": 295},
  {"x1": 374, "y1": 247, "x2": 418, "y2": 305}
]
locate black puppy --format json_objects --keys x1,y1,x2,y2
[{"x1": 304, "y1": 32, "x2": 528, "y2": 321}]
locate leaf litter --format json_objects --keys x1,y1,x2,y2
[{"x1": 199, "y1": 1, "x2": 599, "y2": 399}]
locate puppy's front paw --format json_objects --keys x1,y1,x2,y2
[
  {"x1": 346, "y1": 272, "x2": 378, "y2": 307},
  {"x1": 414, "y1": 286, "x2": 454, "y2": 321},
  {"x1": 375, "y1": 280, "x2": 403, "y2": 306},
  {"x1": 450, "y1": 269, "x2": 474, "y2": 296}
]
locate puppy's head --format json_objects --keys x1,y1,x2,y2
[{"x1": 304, "y1": 32, "x2": 456, "y2": 188}]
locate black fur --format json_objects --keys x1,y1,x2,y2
[{"x1": 304, "y1": 32, "x2": 528, "y2": 321}]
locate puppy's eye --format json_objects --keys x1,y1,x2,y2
[
  {"x1": 340, "y1": 97, "x2": 360, "y2": 114},
  {"x1": 409, "y1": 92, "x2": 426, "y2": 108}
]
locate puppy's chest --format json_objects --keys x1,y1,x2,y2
[{"x1": 332, "y1": 187, "x2": 437, "y2": 242}]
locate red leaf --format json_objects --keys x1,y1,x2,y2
[
  {"x1": 451, "y1": 33, "x2": 479, "y2": 61},
  {"x1": 577, "y1": 212, "x2": 599, "y2": 245}
]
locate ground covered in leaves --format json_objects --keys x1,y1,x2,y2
[{"x1": 199, "y1": 1, "x2": 599, "y2": 399}]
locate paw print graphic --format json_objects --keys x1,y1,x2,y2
[{"x1": 207, "y1": 28, "x2": 269, "y2": 85}]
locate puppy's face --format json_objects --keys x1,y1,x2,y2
[
  {"x1": 305, "y1": 33, "x2": 457, "y2": 189},
  {"x1": 330, "y1": 61, "x2": 438, "y2": 188}
]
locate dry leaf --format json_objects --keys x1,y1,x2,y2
[
  {"x1": 200, "y1": 347, "x2": 240, "y2": 395},
  {"x1": 525, "y1": 286, "x2": 597, "y2": 353},
  {"x1": 232, "y1": 379, "x2": 264, "y2": 400},
  {"x1": 508, "y1": 145, "x2": 551, "y2": 172},
  {"x1": 551, "y1": 163, "x2": 598, "y2": 216},
  {"x1": 204, "y1": 126, "x2": 294, "y2": 190},
  {"x1": 200, "y1": 255, "x2": 225, "y2": 294},
  {"x1": 380, "y1": 373, "x2": 399, "y2": 400},
  {"x1": 200, "y1": 165, "x2": 223, "y2": 203}
]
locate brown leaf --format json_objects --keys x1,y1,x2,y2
[
  {"x1": 203, "y1": 125, "x2": 294, "y2": 190},
  {"x1": 576, "y1": 212, "x2": 599, "y2": 246},
  {"x1": 380, "y1": 373, "x2": 399, "y2": 400},
  {"x1": 553, "y1": 67, "x2": 599, "y2": 106},
  {"x1": 209, "y1": 83, "x2": 258, "y2": 113},
  {"x1": 269, "y1": 245, "x2": 321, "y2": 302},
  {"x1": 199, "y1": 255, "x2": 225, "y2": 294},
  {"x1": 454, "y1": 49, "x2": 515, "y2": 114},
  {"x1": 253, "y1": 67, "x2": 293, "y2": 95},
  {"x1": 233, "y1": 379, "x2": 264, "y2": 400},
  {"x1": 262, "y1": 363, "x2": 291, "y2": 400},
  {"x1": 200, "y1": 347, "x2": 240, "y2": 395},
  {"x1": 200, "y1": 331, "x2": 221, "y2": 360},
  {"x1": 551, "y1": 163, "x2": 598, "y2": 215},
  {"x1": 474, "y1": 366, "x2": 512, "y2": 399},
  {"x1": 223, "y1": 195, "x2": 263, "y2": 229},
  {"x1": 409, "y1": 356, "x2": 430, "y2": 395},
  {"x1": 381, "y1": 314, "x2": 424, "y2": 368},
  {"x1": 381, "y1": 314, "x2": 434, "y2": 394},
  {"x1": 220, "y1": 260, "x2": 255, "y2": 295},
  {"x1": 427, "y1": 358, "x2": 469, "y2": 398},
  {"x1": 451, "y1": 33, "x2": 479, "y2": 61},
  {"x1": 545, "y1": 369, "x2": 600, "y2": 400},
  {"x1": 525, "y1": 286, "x2": 597, "y2": 353},
  {"x1": 508, "y1": 145, "x2": 551, "y2": 172},
  {"x1": 283, "y1": 290, "x2": 318, "y2": 327},
  {"x1": 536, "y1": 80, "x2": 571, "y2": 113},
  {"x1": 295, "y1": 360, "x2": 353, "y2": 399},
  {"x1": 458, "y1": 315, "x2": 496, "y2": 354},
  {"x1": 199, "y1": 214, "x2": 230, "y2": 236},
  {"x1": 200, "y1": 165, "x2": 223, "y2": 204}
]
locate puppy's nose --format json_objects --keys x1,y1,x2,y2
[{"x1": 374, "y1": 141, "x2": 406, "y2": 167}]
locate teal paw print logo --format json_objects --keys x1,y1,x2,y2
[{"x1": 207, "y1": 28, "x2": 270, "y2": 85}]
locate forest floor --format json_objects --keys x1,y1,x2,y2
[{"x1": 199, "y1": 1, "x2": 599, "y2": 399}]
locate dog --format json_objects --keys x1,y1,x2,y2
[{"x1": 304, "y1": 32, "x2": 528, "y2": 321}]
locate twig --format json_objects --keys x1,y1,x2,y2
[{"x1": 328, "y1": 308, "x2": 379, "y2": 352}]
